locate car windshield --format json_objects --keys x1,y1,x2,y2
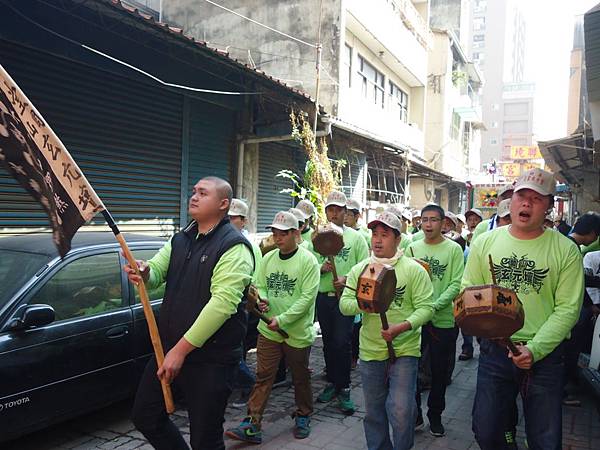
[{"x1": 0, "y1": 250, "x2": 51, "y2": 308}]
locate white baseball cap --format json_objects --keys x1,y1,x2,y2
[
  {"x1": 456, "y1": 213, "x2": 466, "y2": 224},
  {"x1": 325, "y1": 190, "x2": 347, "y2": 208},
  {"x1": 498, "y1": 184, "x2": 515, "y2": 198},
  {"x1": 401, "y1": 208, "x2": 413, "y2": 222},
  {"x1": 288, "y1": 208, "x2": 306, "y2": 223},
  {"x1": 412, "y1": 209, "x2": 421, "y2": 218},
  {"x1": 386, "y1": 204, "x2": 403, "y2": 219},
  {"x1": 497, "y1": 199, "x2": 511, "y2": 218},
  {"x1": 514, "y1": 168, "x2": 556, "y2": 196},
  {"x1": 296, "y1": 199, "x2": 316, "y2": 219},
  {"x1": 445, "y1": 211, "x2": 458, "y2": 226},
  {"x1": 465, "y1": 208, "x2": 483, "y2": 220},
  {"x1": 346, "y1": 198, "x2": 361, "y2": 212},
  {"x1": 267, "y1": 211, "x2": 299, "y2": 230},
  {"x1": 368, "y1": 211, "x2": 402, "y2": 233},
  {"x1": 229, "y1": 198, "x2": 249, "y2": 217}
]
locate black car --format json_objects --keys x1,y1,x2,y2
[{"x1": 0, "y1": 232, "x2": 166, "y2": 443}]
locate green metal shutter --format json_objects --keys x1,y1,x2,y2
[
  {"x1": 187, "y1": 98, "x2": 234, "y2": 193},
  {"x1": 0, "y1": 40, "x2": 183, "y2": 236},
  {"x1": 257, "y1": 142, "x2": 306, "y2": 230}
]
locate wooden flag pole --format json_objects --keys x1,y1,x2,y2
[
  {"x1": 0, "y1": 64, "x2": 173, "y2": 413},
  {"x1": 102, "y1": 210, "x2": 175, "y2": 414}
]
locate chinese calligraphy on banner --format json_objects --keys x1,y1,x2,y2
[{"x1": 0, "y1": 64, "x2": 105, "y2": 256}]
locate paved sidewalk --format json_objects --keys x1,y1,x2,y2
[{"x1": 5, "y1": 337, "x2": 600, "y2": 450}]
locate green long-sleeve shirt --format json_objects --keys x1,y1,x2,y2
[
  {"x1": 312, "y1": 225, "x2": 370, "y2": 293},
  {"x1": 339, "y1": 256, "x2": 434, "y2": 360},
  {"x1": 400, "y1": 232, "x2": 412, "y2": 251},
  {"x1": 146, "y1": 238, "x2": 253, "y2": 348},
  {"x1": 583, "y1": 237, "x2": 600, "y2": 256},
  {"x1": 256, "y1": 247, "x2": 320, "y2": 348},
  {"x1": 407, "y1": 238, "x2": 464, "y2": 328},
  {"x1": 471, "y1": 218, "x2": 491, "y2": 244},
  {"x1": 461, "y1": 226, "x2": 584, "y2": 362}
]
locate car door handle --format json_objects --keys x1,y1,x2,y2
[{"x1": 106, "y1": 326, "x2": 129, "y2": 339}]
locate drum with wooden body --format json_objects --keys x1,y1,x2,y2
[
  {"x1": 356, "y1": 263, "x2": 397, "y2": 314},
  {"x1": 355, "y1": 262, "x2": 398, "y2": 363},
  {"x1": 454, "y1": 284, "x2": 524, "y2": 346},
  {"x1": 408, "y1": 248, "x2": 431, "y2": 278},
  {"x1": 312, "y1": 223, "x2": 344, "y2": 257},
  {"x1": 312, "y1": 223, "x2": 345, "y2": 298},
  {"x1": 259, "y1": 234, "x2": 276, "y2": 256}
]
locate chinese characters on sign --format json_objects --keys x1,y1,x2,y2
[{"x1": 510, "y1": 146, "x2": 542, "y2": 160}]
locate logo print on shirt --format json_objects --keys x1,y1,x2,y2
[
  {"x1": 492, "y1": 254, "x2": 549, "y2": 295},
  {"x1": 336, "y1": 246, "x2": 351, "y2": 262},
  {"x1": 392, "y1": 285, "x2": 406, "y2": 308},
  {"x1": 266, "y1": 271, "x2": 297, "y2": 297},
  {"x1": 422, "y1": 256, "x2": 447, "y2": 280}
]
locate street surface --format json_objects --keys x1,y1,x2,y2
[{"x1": 5, "y1": 338, "x2": 600, "y2": 450}]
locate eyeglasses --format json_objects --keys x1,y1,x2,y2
[{"x1": 420, "y1": 217, "x2": 441, "y2": 223}]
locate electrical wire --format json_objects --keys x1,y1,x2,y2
[
  {"x1": 201, "y1": 0, "x2": 317, "y2": 48},
  {"x1": 4, "y1": 2, "x2": 264, "y2": 96}
]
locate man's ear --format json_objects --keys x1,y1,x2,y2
[{"x1": 220, "y1": 198, "x2": 230, "y2": 212}]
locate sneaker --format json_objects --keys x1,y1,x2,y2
[
  {"x1": 563, "y1": 395, "x2": 581, "y2": 407},
  {"x1": 458, "y1": 351, "x2": 473, "y2": 361},
  {"x1": 415, "y1": 413, "x2": 424, "y2": 431},
  {"x1": 293, "y1": 415, "x2": 311, "y2": 439},
  {"x1": 336, "y1": 388, "x2": 355, "y2": 415},
  {"x1": 428, "y1": 416, "x2": 445, "y2": 437},
  {"x1": 225, "y1": 417, "x2": 262, "y2": 444},
  {"x1": 317, "y1": 383, "x2": 336, "y2": 403},
  {"x1": 232, "y1": 390, "x2": 251, "y2": 408}
]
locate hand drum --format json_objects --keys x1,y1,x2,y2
[
  {"x1": 454, "y1": 284, "x2": 524, "y2": 339},
  {"x1": 356, "y1": 263, "x2": 397, "y2": 314},
  {"x1": 312, "y1": 223, "x2": 344, "y2": 257}
]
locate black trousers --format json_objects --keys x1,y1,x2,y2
[
  {"x1": 316, "y1": 292, "x2": 354, "y2": 390},
  {"x1": 132, "y1": 357, "x2": 235, "y2": 450},
  {"x1": 416, "y1": 324, "x2": 458, "y2": 419}
]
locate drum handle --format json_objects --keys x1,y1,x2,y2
[
  {"x1": 328, "y1": 255, "x2": 341, "y2": 299},
  {"x1": 495, "y1": 338, "x2": 521, "y2": 356},
  {"x1": 488, "y1": 254, "x2": 497, "y2": 284},
  {"x1": 379, "y1": 312, "x2": 397, "y2": 364}
]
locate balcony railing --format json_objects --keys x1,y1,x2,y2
[{"x1": 384, "y1": 0, "x2": 433, "y2": 49}]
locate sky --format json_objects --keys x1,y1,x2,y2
[{"x1": 522, "y1": 0, "x2": 599, "y2": 141}]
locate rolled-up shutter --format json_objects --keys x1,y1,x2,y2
[
  {"x1": 257, "y1": 142, "x2": 306, "y2": 230},
  {"x1": 0, "y1": 40, "x2": 183, "y2": 236},
  {"x1": 187, "y1": 98, "x2": 234, "y2": 194}
]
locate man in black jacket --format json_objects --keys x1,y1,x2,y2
[{"x1": 125, "y1": 176, "x2": 254, "y2": 450}]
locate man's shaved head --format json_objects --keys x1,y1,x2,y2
[{"x1": 201, "y1": 176, "x2": 233, "y2": 212}]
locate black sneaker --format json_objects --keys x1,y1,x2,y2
[
  {"x1": 428, "y1": 416, "x2": 445, "y2": 437},
  {"x1": 415, "y1": 413, "x2": 424, "y2": 431},
  {"x1": 458, "y1": 351, "x2": 473, "y2": 361}
]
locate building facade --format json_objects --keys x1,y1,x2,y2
[
  {"x1": 163, "y1": 0, "x2": 433, "y2": 214},
  {"x1": 470, "y1": 0, "x2": 533, "y2": 167}
]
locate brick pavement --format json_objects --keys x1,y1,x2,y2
[{"x1": 5, "y1": 338, "x2": 600, "y2": 450}]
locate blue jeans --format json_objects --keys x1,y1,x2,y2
[
  {"x1": 317, "y1": 293, "x2": 354, "y2": 390},
  {"x1": 359, "y1": 357, "x2": 418, "y2": 450},
  {"x1": 473, "y1": 339, "x2": 565, "y2": 450}
]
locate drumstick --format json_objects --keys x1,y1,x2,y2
[
  {"x1": 251, "y1": 307, "x2": 290, "y2": 339},
  {"x1": 379, "y1": 312, "x2": 397, "y2": 364},
  {"x1": 488, "y1": 254, "x2": 497, "y2": 284},
  {"x1": 247, "y1": 286, "x2": 290, "y2": 338}
]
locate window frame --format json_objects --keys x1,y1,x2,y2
[
  {"x1": 389, "y1": 81, "x2": 409, "y2": 123},
  {"x1": 357, "y1": 55, "x2": 385, "y2": 108}
]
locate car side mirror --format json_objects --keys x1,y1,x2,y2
[{"x1": 7, "y1": 304, "x2": 55, "y2": 331}]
